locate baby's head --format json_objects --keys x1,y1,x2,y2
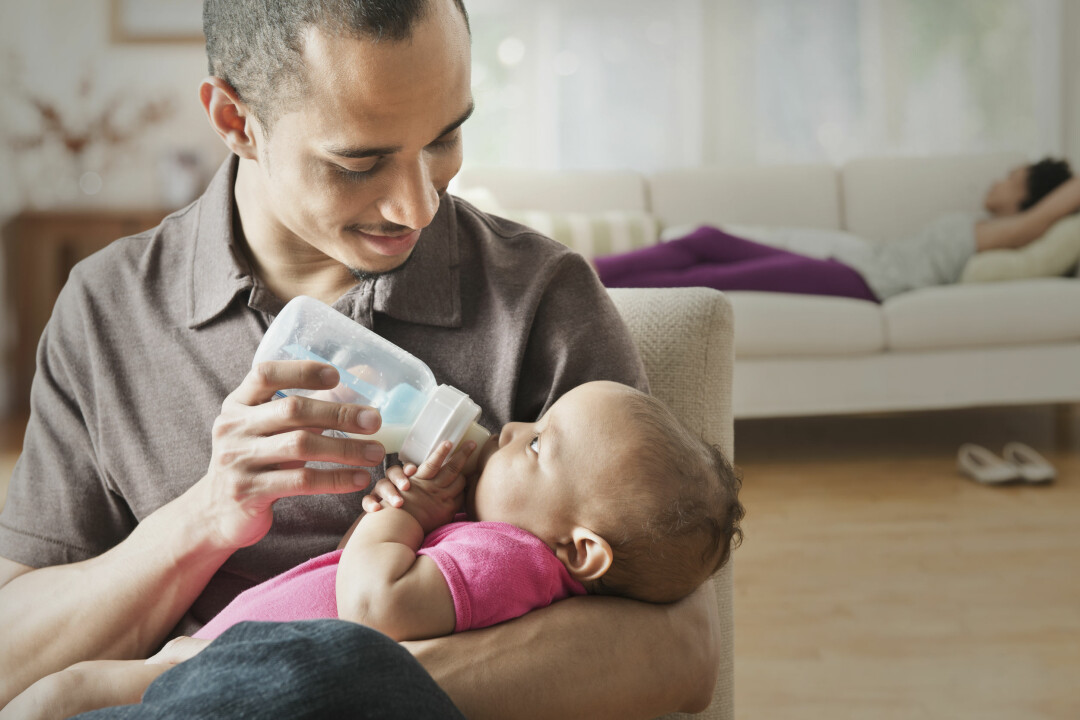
[{"x1": 466, "y1": 381, "x2": 744, "y2": 604}]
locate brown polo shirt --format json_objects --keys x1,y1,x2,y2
[{"x1": 0, "y1": 156, "x2": 647, "y2": 632}]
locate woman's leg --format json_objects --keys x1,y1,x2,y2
[
  {"x1": 602, "y1": 253, "x2": 878, "y2": 301},
  {"x1": 74, "y1": 621, "x2": 465, "y2": 719},
  {"x1": 594, "y1": 226, "x2": 799, "y2": 284}
]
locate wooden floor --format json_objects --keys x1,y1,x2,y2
[
  {"x1": 1, "y1": 405, "x2": 1078, "y2": 719},
  {"x1": 733, "y1": 403, "x2": 1080, "y2": 720}
]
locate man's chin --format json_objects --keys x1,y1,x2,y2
[{"x1": 346, "y1": 248, "x2": 416, "y2": 282}]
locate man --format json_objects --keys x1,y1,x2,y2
[{"x1": 0, "y1": 0, "x2": 721, "y2": 717}]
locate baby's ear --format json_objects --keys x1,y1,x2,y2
[{"x1": 556, "y1": 527, "x2": 613, "y2": 583}]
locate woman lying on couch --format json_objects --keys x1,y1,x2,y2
[{"x1": 596, "y1": 158, "x2": 1079, "y2": 302}]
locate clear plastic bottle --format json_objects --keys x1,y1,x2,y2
[{"x1": 252, "y1": 296, "x2": 491, "y2": 471}]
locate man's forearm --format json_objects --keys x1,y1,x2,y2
[
  {"x1": 0, "y1": 491, "x2": 234, "y2": 706},
  {"x1": 403, "y1": 581, "x2": 722, "y2": 720}
]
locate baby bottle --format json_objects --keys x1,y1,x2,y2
[{"x1": 252, "y1": 295, "x2": 491, "y2": 472}]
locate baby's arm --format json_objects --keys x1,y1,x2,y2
[{"x1": 336, "y1": 442, "x2": 473, "y2": 642}]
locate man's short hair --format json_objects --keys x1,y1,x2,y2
[
  {"x1": 1022, "y1": 157, "x2": 1073, "y2": 211},
  {"x1": 203, "y1": 0, "x2": 470, "y2": 132}
]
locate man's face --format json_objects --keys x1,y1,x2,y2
[
  {"x1": 465, "y1": 381, "x2": 640, "y2": 545},
  {"x1": 249, "y1": 0, "x2": 472, "y2": 275},
  {"x1": 984, "y1": 165, "x2": 1030, "y2": 217}
]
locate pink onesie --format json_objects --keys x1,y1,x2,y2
[{"x1": 194, "y1": 520, "x2": 585, "y2": 640}]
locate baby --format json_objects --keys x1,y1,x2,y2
[
  {"x1": 4, "y1": 381, "x2": 743, "y2": 717},
  {"x1": 195, "y1": 379, "x2": 745, "y2": 641}
]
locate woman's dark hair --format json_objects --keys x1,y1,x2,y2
[
  {"x1": 1022, "y1": 158, "x2": 1073, "y2": 211},
  {"x1": 203, "y1": 0, "x2": 470, "y2": 132}
]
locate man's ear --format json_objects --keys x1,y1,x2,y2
[
  {"x1": 555, "y1": 527, "x2": 613, "y2": 583},
  {"x1": 199, "y1": 76, "x2": 260, "y2": 160}
]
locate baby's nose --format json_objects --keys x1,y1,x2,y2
[{"x1": 498, "y1": 422, "x2": 522, "y2": 447}]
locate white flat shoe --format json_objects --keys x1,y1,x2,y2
[
  {"x1": 957, "y1": 443, "x2": 1021, "y2": 485},
  {"x1": 1002, "y1": 442, "x2": 1056, "y2": 483}
]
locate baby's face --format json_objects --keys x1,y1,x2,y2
[{"x1": 465, "y1": 381, "x2": 639, "y2": 545}]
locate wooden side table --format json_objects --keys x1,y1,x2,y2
[{"x1": 3, "y1": 209, "x2": 170, "y2": 413}]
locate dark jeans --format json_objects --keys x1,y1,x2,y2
[{"x1": 76, "y1": 620, "x2": 465, "y2": 719}]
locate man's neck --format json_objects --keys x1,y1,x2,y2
[{"x1": 233, "y1": 158, "x2": 359, "y2": 307}]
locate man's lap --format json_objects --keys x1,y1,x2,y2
[{"x1": 75, "y1": 620, "x2": 465, "y2": 720}]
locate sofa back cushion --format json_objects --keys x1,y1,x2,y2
[
  {"x1": 842, "y1": 153, "x2": 1025, "y2": 243},
  {"x1": 453, "y1": 167, "x2": 649, "y2": 213},
  {"x1": 650, "y1": 165, "x2": 842, "y2": 231},
  {"x1": 495, "y1": 209, "x2": 659, "y2": 258}
]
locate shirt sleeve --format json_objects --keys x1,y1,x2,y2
[
  {"x1": 516, "y1": 252, "x2": 649, "y2": 420},
  {"x1": 0, "y1": 271, "x2": 136, "y2": 567},
  {"x1": 418, "y1": 522, "x2": 586, "y2": 632}
]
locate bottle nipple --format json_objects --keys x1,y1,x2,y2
[{"x1": 459, "y1": 421, "x2": 492, "y2": 476}]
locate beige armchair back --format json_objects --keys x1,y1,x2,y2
[{"x1": 608, "y1": 288, "x2": 735, "y2": 720}]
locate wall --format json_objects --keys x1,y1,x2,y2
[
  {"x1": 0, "y1": 1, "x2": 226, "y2": 416},
  {"x1": 0, "y1": 1, "x2": 226, "y2": 217}
]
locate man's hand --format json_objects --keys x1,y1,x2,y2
[{"x1": 195, "y1": 360, "x2": 386, "y2": 551}]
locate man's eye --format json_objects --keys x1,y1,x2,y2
[
  {"x1": 529, "y1": 435, "x2": 540, "y2": 454},
  {"x1": 333, "y1": 163, "x2": 377, "y2": 182}
]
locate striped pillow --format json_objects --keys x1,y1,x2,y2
[{"x1": 497, "y1": 210, "x2": 660, "y2": 259}]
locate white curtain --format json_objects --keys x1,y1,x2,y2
[{"x1": 463, "y1": 0, "x2": 1063, "y2": 171}]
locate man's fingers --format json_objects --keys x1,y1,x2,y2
[
  {"x1": 146, "y1": 637, "x2": 213, "y2": 665},
  {"x1": 255, "y1": 430, "x2": 385, "y2": 468},
  {"x1": 253, "y1": 466, "x2": 371, "y2": 501},
  {"x1": 242, "y1": 394, "x2": 381, "y2": 438},
  {"x1": 230, "y1": 360, "x2": 340, "y2": 406}
]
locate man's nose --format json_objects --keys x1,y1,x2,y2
[{"x1": 379, "y1": 157, "x2": 440, "y2": 230}]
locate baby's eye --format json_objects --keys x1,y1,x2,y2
[{"x1": 529, "y1": 435, "x2": 540, "y2": 454}]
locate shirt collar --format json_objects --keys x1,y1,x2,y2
[{"x1": 188, "y1": 154, "x2": 461, "y2": 329}]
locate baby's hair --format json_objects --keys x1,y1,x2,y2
[
  {"x1": 587, "y1": 389, "x2": 744, "y2": 604},
  {"x1": 1022, "y1": 157, "x2": 1072, "y2": 211}
]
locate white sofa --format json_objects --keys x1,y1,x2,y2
[{"x1": 456, "y1": 153, "x2": 1080, "y2": 419}]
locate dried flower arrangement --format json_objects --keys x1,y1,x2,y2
[
  {"x1": 8, "y1": 72, "x2": 174, "y2": 175},
  {"x1": 2, "y1": 48, "x2": 177, "y2": 205}
]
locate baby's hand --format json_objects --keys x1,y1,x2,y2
[{"x1": 385, "y1": 441, "x2": 475, "y2": 535}]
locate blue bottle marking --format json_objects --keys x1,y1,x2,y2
[{"x1": 279, "y1": 344, "x2": 426, "y2": 424}]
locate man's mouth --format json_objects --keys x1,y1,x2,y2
[{"x1": 350, "y1": 228, "x2": 421, "y2": 257}]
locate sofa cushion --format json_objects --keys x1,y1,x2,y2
[
  {"x1": 495, "y1": 210, "x2": 659, "y2": 258},
  {"x1": 650, "y1": 165, "x2": 842, "y2": 231},
  {"x1": 960, "y1": 214, "x2": 1080, "y2": 283},
  {"x1": 453, "y1": 168, "x2": 649, "y2": 212},
  {"x1": 884, "y1": 279, "x2": 1080, "y2": 351},
  {"x1": 726, "y1": 292, "x2": 885, "y2": 357}
]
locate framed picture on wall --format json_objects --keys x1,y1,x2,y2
[{"x1": 110, "y1": 0, "x2": 204, "y2": 44}]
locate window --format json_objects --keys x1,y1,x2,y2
[
  {"x1": 748, "y1": 0, "x2": 1062, "y2": 164},
  {"x1": 464, "y1": 0, "x2": 1062, "y2": 170},
  {"x1": 463, "y1": 0, "x2": 703, "y2": 172}
]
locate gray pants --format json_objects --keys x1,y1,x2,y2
[{"x1": 76, "y1": 620, "x2": 465, "y2": 719}]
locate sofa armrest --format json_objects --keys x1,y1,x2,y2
[{"x1": 607, "y1": 287, "x2": 735, "y2": 720}]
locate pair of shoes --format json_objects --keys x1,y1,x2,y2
[{"x1": 957, "y1": 443, "x2": 1056, "y2": 485}]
